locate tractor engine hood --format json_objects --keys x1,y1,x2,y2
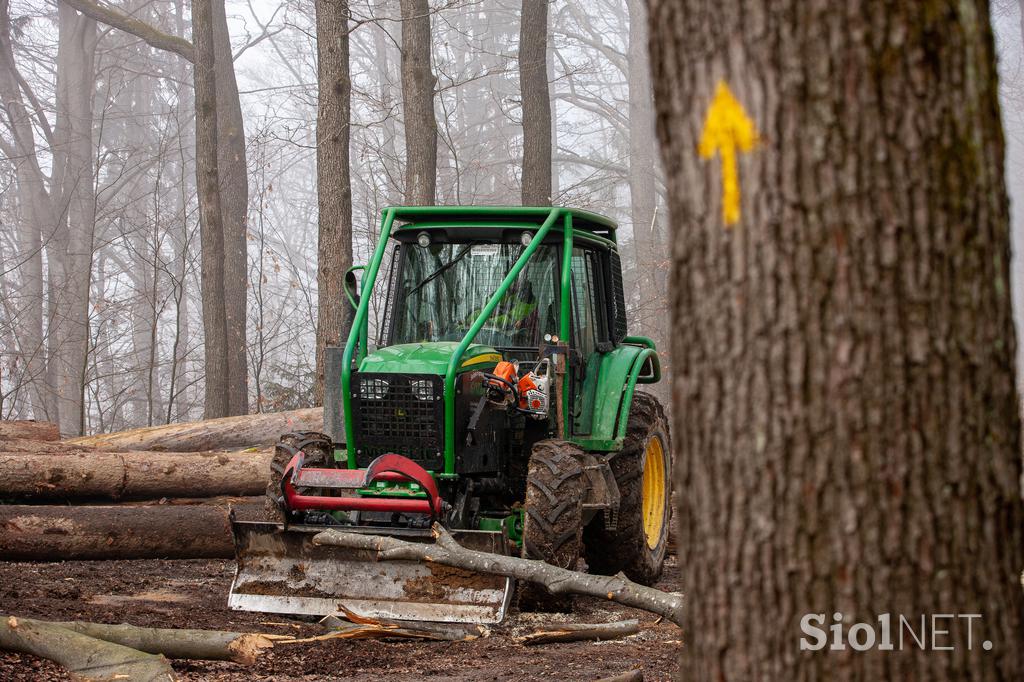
[{"x1": 358, "y1": 342, "x2": 502, "y2": 375}]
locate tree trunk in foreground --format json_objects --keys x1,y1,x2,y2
[
  {"x1": 314, "y1": 0, "x2": 354, "y2": 404},
  {"x1": 0, "y1": 449, "x2": 271, "y2": 500},
  {"x1": 400, "y1": 0, "x2": 437, "y2": 204},
  {"x1": 0, "y1": 421, "x2": 60, "y2": 441},
  {"x1": 67, "y1": 407, "x2": 322, "y2": 451},
  {"x1": 192, "y1": 0, "x2": 230, "y2": 420},
  {"x1": 518, "y1": 0, "x2": 551, "y2": 205},
  {"x1": 647, "y1": 1, "x2": 1024, "y2": 679},
  {"x1": 0, "y1": 502, "x2": 261, "y2": 559},
  {"x1": 0, "y1": 616, "x2": 175, "y2": 681}
]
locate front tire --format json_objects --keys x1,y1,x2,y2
[
  {"x1": 264, "y1": 431, "x2": 334, "y2": 522},
  {"x1": 518, "y1": 439, "x2": 585, "y2": 611},
  {"x1": 583, "y1": 392, "x2": 671, "y2": 585}
]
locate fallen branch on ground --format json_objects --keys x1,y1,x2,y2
[
  {"x1": 316, "y1": 609, "x2": 485, "y2": 642},
  {"x1": 68, "y1": 407, "x2": 323, "y2": 452},
  {"x1": 53, "y1": 620, "x2": 279, "y2": 665},
  {"x1": 312, "y1": 523, "x2": 684, "y2": 627},
  {"x1": 516, "y1": 619, "x2": 639, "y2": 645},
  {"x1": 0, "y1": 615, "x2": 176, "y2": 681}
]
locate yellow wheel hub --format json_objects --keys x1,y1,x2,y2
[{"x1": 641, "y1": 435, "x2": 667, "y2": 550}]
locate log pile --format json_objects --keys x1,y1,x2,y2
[{"x1": 0, "y1": 412, "x2": 303, "y2": 561}]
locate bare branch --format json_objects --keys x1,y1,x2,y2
[{"x1": 59, "y1": 0, "x2": 194, "y2": 62}]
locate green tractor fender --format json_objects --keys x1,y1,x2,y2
[{"x1": 575, "y1": 336, "x2": 661, "y2": 451}]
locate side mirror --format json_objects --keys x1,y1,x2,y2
[{"x1": 343, "y1": 265, "x2": 365, "y2": 309}]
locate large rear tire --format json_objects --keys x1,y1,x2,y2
[
  {"x1": 518, "y1": 439, "x2": 585, "y2": 612},
  {"x1": 583, "y1": 392, "x2": 671, "y2": 585},
  {"x1": 264, "y1": 431, "x2": 334, "y2": 522}
]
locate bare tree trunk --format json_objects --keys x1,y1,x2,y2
[
  {"x1": 46, "y1": 4, "x2": 98, "y2": 437},
  {"x1": 399, "y1": 0, "x2": 437, "y2": 205},
  {"x1": 192, "y1": 0, "x2": 229, "y2": 419},
  {"x1": 648, "y1": 0, "x2": 1024, "y2": 679},
  {"x1": 518, "y1": 0, "x2": 551, "y2": 205},
  {"x1": 212, "y1": 0, "x2": 249, "y2": 417},
  {"x1": 624, "y1": 0, "x2": 660, "y2": 335},
  {"x1": 314, "y1": 0, "x2": 353, "y2": 404},
  {"x1": 54, "y1": 0, "x2": 246, "y2": 420},
  {"x1": 0, "y1": 4, "x2": 51, "y2": 420}
]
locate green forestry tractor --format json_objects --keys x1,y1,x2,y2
[{"x1": 229, "y1": 206, "x2": 670, "y2": 623}]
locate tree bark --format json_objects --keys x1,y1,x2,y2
[
  {"x1": 212, "y1": 0, "x2": 249, "y2": 417},
  {"x1": 0, "y1": 502, "x2": 260, "y2": 559},
  {"x1": 624, "y1": 0, "x2": 663, "y2": 345},
  {"x1": 313, "y1": 523, "x2": 684, "y2": 626},
  {"x1": 518, "y1": 0, "x2": 552, "y2": 205},
  {"x1": 399, "y1": 0, "x2": 437, "y2": 205},
  {"x1": 67, "y1": 406, "x2": 322, "y2": 451},
  {"x1": 313, "y1": 0, "x2": 353, "y2": 404},
  {"x1": 192, "y1": 0, "x2": 229, "y2": 420},
  {"x1": 0, "y1": 449, "x2": 271, "y2": 501},
  {"x1": 0, "y1": 616, "x2": 175, "y2": 681},
  {"x1": 46, "y1": 4, "x2": 98, "y2": 437},
  {"x1": 50, "y1": 620, "x2": 275, "y2": 664},
  {"x1": 0, "y1": 0, "x2": 55, "y2": 423},
  {"x1": 0, "y1": 421, "x2": 60, "y2": 442},
  {"x1": 647, "y1": 1, "x2": 1024, "y2": 679}
]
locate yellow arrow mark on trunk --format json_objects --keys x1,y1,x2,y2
[{"x1": 698, "y1": 81, "x2": 758, "y2": 227}]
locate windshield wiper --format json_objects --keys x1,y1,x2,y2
[{"x1": 406, "y1": 241, "x2": 480, "y2": 299}]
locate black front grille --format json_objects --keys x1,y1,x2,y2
[{"x1": 351, "y1": 372, "x2": 444, "y2": 469}]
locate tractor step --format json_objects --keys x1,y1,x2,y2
[{"x1": 228, "y1": 521, "x2": 513, "y2": 624}]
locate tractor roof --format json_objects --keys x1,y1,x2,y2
[{"x1": 385, "y1": 205, "x2": 618, "y2": 242}]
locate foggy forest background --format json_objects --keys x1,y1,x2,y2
[{"x1": 2, "y1": 0, "x2": 1023, "y2": 436}]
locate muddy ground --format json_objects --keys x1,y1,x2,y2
[{"x1": 0, "y1": 553, "x2": 682, "y2": 681}]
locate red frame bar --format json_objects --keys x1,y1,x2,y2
[
  {"x1": 280, "y1": 452, "x2": 443, "y2": 516},
  {"x1": 282, "y1": 486, "x2": 436, "y2": 513}
]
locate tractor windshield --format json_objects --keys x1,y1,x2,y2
[{"x1": 389, "y1": 241, "x2": 559, "y2": 349}]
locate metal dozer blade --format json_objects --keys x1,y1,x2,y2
[{"x1": 228, "y1": 521, "x2": 513, "y2": 624}]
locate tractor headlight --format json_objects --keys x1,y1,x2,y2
[
  {"x1": 411, "y1": 379, "x2": 434, "y2": 401},
  {"x1": 362, "y1": 378, "x2": 389, "y2": 400}
]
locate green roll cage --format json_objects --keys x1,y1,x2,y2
[{"x1": 340, "y1": 206, "x2": 658, "y2": 477}]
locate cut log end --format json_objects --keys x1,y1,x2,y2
[{"x1": 226, "y1": 633, "x2": 275, "y2": 665}]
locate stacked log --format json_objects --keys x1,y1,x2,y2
[
  {"x1": 0, "y1": 420, "x2": 61, "y2": 442},
  {"x1": 0, "y1": 502, "x2": 263, "y2": 560},
  {"x1": 0, "y1": 412, "x2": 309, "y2": 561},
  {"x1": 0, "y1": 448, "x2": 272, "y2": 501},
  {"x1": 68, "y1": 407, "x2": 322, "y2": 452}
]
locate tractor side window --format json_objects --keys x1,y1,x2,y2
[{"x1": 570, "y1": 248, "x2": 601, "y2": 358}]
